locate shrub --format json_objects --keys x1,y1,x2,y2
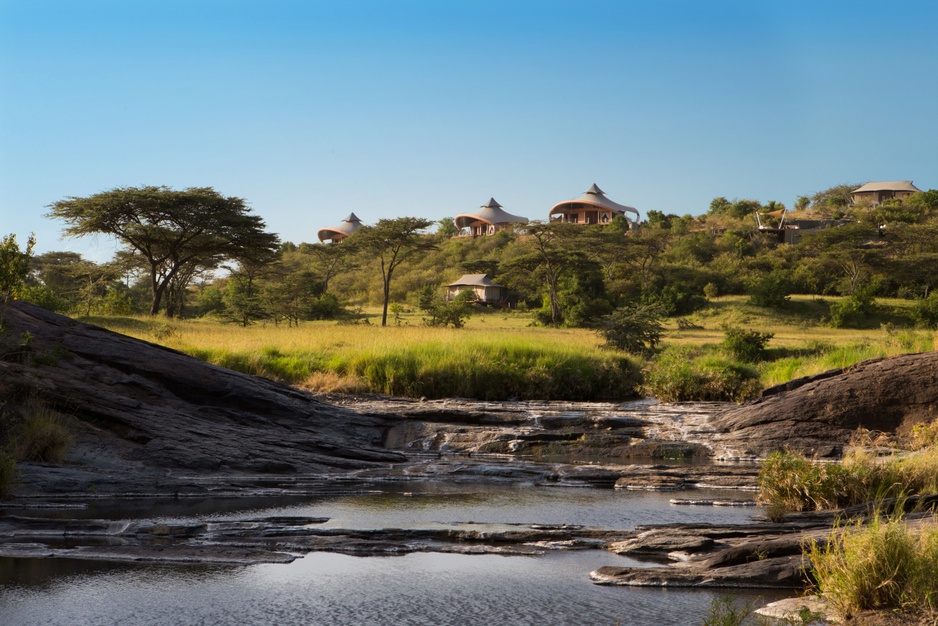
[
  {"x1": 419, "y1": 289, "x2": 474, "y2": 328},
  {"x1": 829, "y1": 289, "x2": 877, "y2": 328},
  {"x1": 746, "y1": 272, "x2": 792, "y2": 308},
  {"x1": 596, "y1": 303, "x2": 664, "y2": 354},
  {"x1": 913, "y1": 293, "x2": 938, "y2": 329},
  {"x1": 643, "y1": 348, "x2": 761, "y2": 402},
  {"x1": 722, "y1": 325, "x2": 773, "y2": 362},
  {"x1": 703, "y1": 282, "x2": 719, "y2": 299},
  {"x1": 808, "y1": 514, "x2": 938, "y2": 616},
  {"x1": 645, "y1": 284, "x2": 708, "y2": 316}
]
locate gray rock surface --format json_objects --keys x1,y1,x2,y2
[
  {"x1": 711, "y1": 352, "x2": 938, "y2": 458},
  {"x1": 1, "y1": 301, "x2": 404, "y2": 496}
]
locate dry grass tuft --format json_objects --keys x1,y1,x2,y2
[{"x1": 298, "y1": 371, "x2": 369, "y2": 394}]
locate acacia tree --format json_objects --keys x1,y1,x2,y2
[
  {"x1": 502, "y1": 221, "x2": 584, "y2": 328},
  {"x1": 351, "y1": 217, "x2": 436, "y2": 326},
  {"x1": 47, "y1": 186, "x2": 279, "y2": 316}
]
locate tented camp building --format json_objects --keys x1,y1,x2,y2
[
  {"x1": 317, "y1": 213, "x2": 363, "y2": 243},
  {"x1": 454, "y1": 198, "x2": 529, "y2": 237},
  {"x1": 446, "y1": 274, "x2": 509, "y2": 305},
  {"x1": 852, "y1": 181, "x2": 921, "y2": 206},
  {"x1": 549, "y1": 184, "x2": 640, "y2": 227}
]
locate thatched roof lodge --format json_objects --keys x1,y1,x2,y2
[
  {"x1": 549, "y1": 184, "x2": 640, "y2": 227},
  {"x1": 317, "y1": 213, "x2": 362, "y2": 243},
  {"x1": 852, "y1": 181, "x2": 921, "y2": 206},
  {"x1": 454, "y1": 198, "x2": 529, "y2": 237},
  {"x1": 446, "y1": 274, "x2": 509, "y2": 305}
]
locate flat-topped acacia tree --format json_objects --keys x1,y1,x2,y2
[
  {"x1": 47, "y1": 186, "x2": 279, "y2": 316},
  {"x1": 350, "y1": 217, "x2": 435, "y2": 326}
]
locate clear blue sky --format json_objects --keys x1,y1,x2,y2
[{"x1": 2, "y1": 0, "x2": 936, "y2": 261}]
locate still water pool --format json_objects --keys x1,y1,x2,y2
[{"x1": 0, "y1": 482, "x2": 791, "y2": 625}]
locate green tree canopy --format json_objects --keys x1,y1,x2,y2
[
  {"x1": 0, "y1": 233, "x2": 35, "y2": 305},
  {"x1": 47, "y1": 186, "x2": 279, "y2": 316},
  {"x1": 351, "y1": 217, "x2": 436, "y2": 326}
]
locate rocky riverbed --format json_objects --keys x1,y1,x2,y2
[{"x1": 3, "y1": 300, "x2": 938, "y2": 607}]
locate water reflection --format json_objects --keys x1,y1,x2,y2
[
  {"x1": 1, "y1": 552, "x2": 788, "y2": 626},
  {"x1": 0, "y1": 483, "x2": 780, "y2": 625}
]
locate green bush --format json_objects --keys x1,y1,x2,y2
[
  {"x1": 746, "y1": 272, "x2": 792, "y2": 308},
  {"x1": 829, "y1": 289, "x2": 877, "y2": 328},
  {"x1": 596, "y1": 303, "x2": 664, "y2": 354},
  {"x1": 645, "y1": 284, "x2": 708, "y2": 317},
  {"x1": 644, "y1": 348, "x2": 761, "y2": 402},
  {"x1": 419, "y1": 288, "x2": 474, "y2": 328},
  {"x1": 912, "y1": 293, "x2": 938, "y2": 329},
  {"x1": 722, "y1": 325, "x2": 773, "y2": 362}
]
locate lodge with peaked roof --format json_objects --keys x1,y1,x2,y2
[
  {"x1": 317, "y1": 213, "x2": 362, "y2": 243},
  {"x1": 852, "y1": 181, "x2": 921, "y2": 206},
  {"x1": 454, "y1": 198, "x2": 529, "y2": 237},
  {"x1": 549, "y1": 184, "x2": 640, "y2": 227},
  {"x1": 446, "y1": 274, "x2": 509, "y2": 305}
]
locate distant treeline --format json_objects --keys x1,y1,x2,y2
[{"x1": 17, "y1": 184, "x2": 938, "y2": 330}]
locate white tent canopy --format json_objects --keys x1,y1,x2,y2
[
  {"x1": 549, "y1": 184, "x2": 640, "y2": 225},
  {"x1": 317, "y1": 212, "x2": 363, "y2": 243},
  {"x1": 454, "y1": 198, "x2": 529, "y2": 232}
]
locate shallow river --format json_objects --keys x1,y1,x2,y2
[{"x1": 0, "y1": 481, "x2": 791, "y2": 625}]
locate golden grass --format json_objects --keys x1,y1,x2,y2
[{"x1": 84, "y1": 294, "x2": 936, "y2": 400}]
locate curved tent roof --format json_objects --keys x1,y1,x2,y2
[
  {"x1": 446, "y1": 274, "x2": 505, "y2": 288},
  {"x1": 549, "y1": 184, "x2": 640, "y2": 224},
  {"x1": 317, "y1": 212, "x2": 363, "y2": 242},
  {"x1": 852, "y1": 181, "x2": 921, "y2": 194},
  {"x1": 454, "y1": 198, "x2": 529, "y2": 229}
]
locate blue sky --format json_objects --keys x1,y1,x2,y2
[{"x1": 2, "y1": 0, "x2": 936, "y2": 261}]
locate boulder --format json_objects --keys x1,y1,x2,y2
[{"x1": 710, "y1": 353, "x2": 938, "y2": 458}]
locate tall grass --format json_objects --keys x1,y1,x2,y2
[
  {"x1": 107, "y1": 318, "x2": 642, "y2": 400},
  {"x1": 10, "y1": 400, "x2": 73, "y2": 463},
  {"x1": 86, "y1": 301, "x2": 937, "y2": 401},
  {"x1": 808, "y1": 514, "x2": 938, "y2": 617},
  {"x1": 757, "y1": 449, "x2": 938, "y2": 520},
  {"x1": 330, "y1": 339, "x2": 640, "y2": 400}
]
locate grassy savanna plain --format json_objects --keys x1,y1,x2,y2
[{"x1": 85, "y1": 295, "x2": 937, "y2": 402}]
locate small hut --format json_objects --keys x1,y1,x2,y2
[
  {"x1": 317, "y1": 213, "x2": 362, "y2": 243},
  {"x1": 454, "y1": 198, "x2": 528, "y2": 237},
  {"x1": 446, "y1": 274, "x2": 509, "y2": 305},
  {"x1": 852, "y1": 181, "x2": 921, "y2": 206},
  {"x1": 549, "y1": 184, "x2": 640, "y2": 227}
]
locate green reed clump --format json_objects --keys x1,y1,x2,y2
[
  {"x1": 808, "y1": 514, "x2": 938, "y2": 617},
  {"x1": 644, "y1": 348, "x2": 761, "y2": 402},
  {"x1": 757, "y1": 449, "x2": 938, "y2": 520}
]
